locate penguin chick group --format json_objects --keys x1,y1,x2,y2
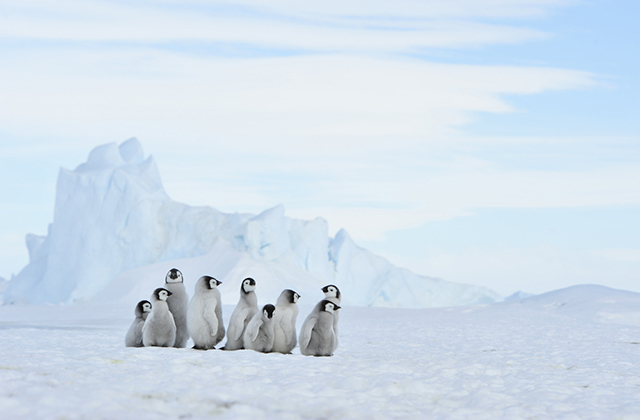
[
  {"x1": 300, "y1": 285, "x2": 341, "y2": 357},
  {"x1": 125, "y1": 268, "x2": 341, "y2": 356},
  {"x1": 126, "y1": 268, "x2": 215, "y2": 349}
]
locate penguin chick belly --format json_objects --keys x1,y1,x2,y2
[
  {"x1": 165, "y1": 283, "x2": 189, "y2": 348},
  {"x1": 253, "y1": 326, "x2": 275, "y2": 353},
  {"x1": 272, "y1": 309, "x2": 296, "y2": 353},
  {"x1": 188, "y1": 297, "x2": 218, "y2": 349},
  {"x1": 307, "y1": 325, "x2": 334, "y2": 356},
  {"x1": 144, "y1": 311, "x2": 176, "y2": 347}
]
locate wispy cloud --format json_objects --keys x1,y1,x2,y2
[
  {"x1": 2, "y1": 0, "x2": 630, "y2": 289},
  {"x1": 0, "y1": 0, "x2": 552, "y2": 52}
]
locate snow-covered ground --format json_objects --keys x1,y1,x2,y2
[{"x1": 1, "y1": 284, "x2": 639, "y2": 419}]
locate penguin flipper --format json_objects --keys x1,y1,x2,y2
[
  {"x1": 232, "y1": 308, "x2": 251, "y2": 341},
  {"x1": 249, "y1": 318, "x2": 263, "y2": 343},
  {"x1": 203, "y1": 301, "x2": 219, "y2": 336}
]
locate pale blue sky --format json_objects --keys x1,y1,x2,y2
[{"x1": 1, "y1": 0, "x2": 638, "y2": 296}]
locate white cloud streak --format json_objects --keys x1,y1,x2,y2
[
  {"x1": 0, "y1": 0, "x2": 552, "y2": 51},
  {"x1": 0, "y1": 52, "x2": 596, "y2": 142}
]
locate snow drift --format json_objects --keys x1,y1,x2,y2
[{"x1": 4, "y1": 138, "x2": 501, "y2": 307}]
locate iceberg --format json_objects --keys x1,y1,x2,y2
[{"x1": 4, "y1": 139, "x2": 501, "y2": 307}]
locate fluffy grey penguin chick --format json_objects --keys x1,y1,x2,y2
[
  {"x1": 164, "y1": 268, "x2": 189, "y2": 348},
  {"x1": 322, "y1": 284, "x2": 341, "y2": 350},
  {"x1": 300, "y1": 300, "x2": 341, "y2": 357},
  {"x1": 272, "y1": 289, "x2": 300, "y2": 354},
  {"x1": 125, "y1": 300, "x2": 152, "y2": 347},
  {"x1": 243, "y1": 304, "x2": 276, "y2": 353},
  {"x1": 223, "y1": 277, "x2": 258, "y2": 350},
  {"x1": 142, "y1": 288, "x2": 176, "y2": 347},
  {"x1": 187, "y1": 276, "x2": 225, "y2": 350}
]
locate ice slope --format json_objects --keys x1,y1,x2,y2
[
  {"x1": 498, "y1": 284, "x2": 640, "y2": 326},
  {"x1": 0, "y1": 285, "x2": 638, "y2": 419},
  {"x1": 3, "y1": 138, "x2": 500, "y2": 307}
]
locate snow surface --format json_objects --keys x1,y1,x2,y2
[
  {"x1": 1, "y1": 285, "x2": 639, "y2": 419},
  {"x1": 4, "y1": 138, "x2": 500, "y2": 308}
]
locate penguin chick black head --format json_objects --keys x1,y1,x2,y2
[
  {"x1": 320, "y1": 300, "x2": 341, "y2": 313},
  {"x1": 205, "y1": 276, "x2": 222, "y2": 289},
  {"x1": 196, "y1": 275, "x2": 221, "y2": 291},
  {"x1": 322, "y1": 284, "x2": 341, "y2": 300},
  {"x1": 165, "y1": 268, "x2": 183, "y2": 284},
  {"x1": 279, "y1": 289, "x2": 300, "y2": 304},
  {"x1": 153, "y1": 287, "x2": 173, "y2": 301},
  {"x1": 242, "y1": 277, "x2": 256, "y2": 294},
  {"x1": 135, "y1": 300, "x2": 152, "y2": 317},
  {"x1": 262, "y1": 304, "x2": 276, "y2": 319}
]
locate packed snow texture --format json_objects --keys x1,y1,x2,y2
[
  {"x1": 0, "y1": 285, "x2": 639, "y2": 419},
  {"x1": 4, "y1": 138, "x2": 500, "y2": 308}
]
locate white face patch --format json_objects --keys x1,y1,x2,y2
[
  {"x1": 159, "y1": 291, "x2": 169, "y2": 301},
  {"x1": 209, "y1": 279, "x2": 218, "y2": 289},
  {"x1": 325, "y1": 287, "x2": 337, "y2": 298},
  {"x1": 143, "y1": 303, "x2": 152, "y2": 312},
  {"x1": 166, "y1": 273, "x2": 183, "y2": 284},
  {"x1": 243, "y1": 282, "x2": 256, "y2": 293},
  {"x1": 325, "y1": 303, "x2": 335, "y2": 313},
  {"x1": 293, "y1": 293, "x2": 300, "y2": 303}
]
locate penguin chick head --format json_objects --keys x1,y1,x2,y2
[
  {"x1": 141, "y1": 300, "x2": 152, "y2": 313},
  {"x1": 262, "y1": 304, "x2": 276, "y2": 319},
  {"x1": 154, "y1": 287, "x2": 172, "y2": 301},
  {"x1": 135, "y1": 300, "x2": 152, "y2": 316},
  {"x1": 278, "y1": 289, "x2": 300, "y2": 305},
  {"x1": 242, "y1": 277, "x2": 256, "y2": 294},
  {"x1": 206, "y1": 276, "x2": 222, "y2": 289},
  {"x1": 165, "y1": 268, "x2": 183, "y2": 284},
  {"x1": 322, "y1": 284, "x2": 341, "y2": 300},
  {"x1": 320, "y1": 300, "x2": 341, "y2": 314}
]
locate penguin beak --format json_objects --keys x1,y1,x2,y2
[{"x1": 334, "y1": 305, "x2": 341, "y2": 310}]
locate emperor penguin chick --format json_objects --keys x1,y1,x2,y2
[
  {"x1": 322, "y1": 284, "x2": 341, "y2": 349},
  {"x1": 223, "y1": 278, "x2": 258, "y2": 350},
  {"x1": 142, "y1": 288, "x2": 176, "y2": 347},
  {"x1": 164, "y1": 268, "x2": 189, "y2": 348},
  {"x1": 125, "y1": 300, "x2": 152, "y2": 347},
  {"x1": 187, "y1": 276, "x2": 225, "y2": 350},
  {"x1": 299, "y1": 300, "x2": 341, "y2": 357},
  {"x1": 243, "y1": 304, "x2": 276, "y2": 353},
  {"x1": 272, "y1": 289, "x2": 300, "y2": 354}
]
